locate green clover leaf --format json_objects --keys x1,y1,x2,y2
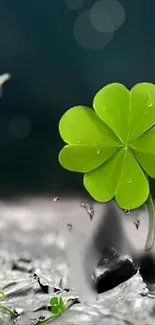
[
  {"x1": 59, "y1": 297, "x2": 66, "y2": 314},
  {"x1": 50, "y1": 297, "x2": 60, "y2": 316},
  {"x1": 51, "y1": 306, "x2": 60, "y2": 315},
  {"x1": 58, "y1": 82, "x2": 155, "y2": 211},
  {"x1": 50, "y1": 297, "x2": 59, "y2": 306}
]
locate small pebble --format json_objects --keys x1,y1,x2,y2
[{"x1": 92, "y1": 246, "x2": 137, "y2": 293}]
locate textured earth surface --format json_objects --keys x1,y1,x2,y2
[{"x1": 0, "y1": 194, "x2": 154, "y2": 324}]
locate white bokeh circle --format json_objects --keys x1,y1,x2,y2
[
  {"x1": 66, "y1": 0, "x2": 83, "y2": 10},
  {"x1": 90, "y1": 0, "x2": 125, "y2": 33},
  {"x1": 73, "y1": 9, "x2": 114, "y2": 50},
  {"x1": 8, "y1": 115, "x2": 32, "y2": 139}
]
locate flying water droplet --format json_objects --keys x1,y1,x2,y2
[
  {"x1": 124, "y1": 209, "x2": 130, "y2": 215},
  {"x1": 67, "y1": 223, "x2": 72, "y2": 232},
  {"x1": 96, "y1": 148, "x2": 100, "y2": 154},
  {"x1": 52, "y1": 196, "x2": 60, "y2": 202},
  {"x1": 133, "y1": 219, "x2": 140, "y2": 230},
  {"x1": 127, "y1": 178, "x2": 131, "y2": 184},
  {"x1": 80, "y1": 201, "x2": 94, "y2": 220}
]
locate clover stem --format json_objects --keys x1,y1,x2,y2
[
  {"x1": 145, "y1": 191, "x2": 155, "y2": 251},
  {"x1": 0, "y1": 305, "x2": 17, "y2": 318},
  {"x1": 0, "y1": 314, "x2": 3, "y2": 324},
  {"x1": 0, "y1": 291, "x2": 5, "y2": 302}
]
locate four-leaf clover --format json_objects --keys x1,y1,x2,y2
[{"x1": 58, "y1": 82, "x2": 155, "y2": 210}]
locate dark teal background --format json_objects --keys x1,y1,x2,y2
[{"x1": 0, "y1": 0, "x2": 154, "y2": 195}]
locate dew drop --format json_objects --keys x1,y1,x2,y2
[
  {"x1": 77, "y1": 140, "x2": 81, "y2": 144},
  {"x1": 146, "y1": 100, "x2": 152, "y2": 107},
  {"x1": 127, "y1": 178, "x2": 131, "y2": 184},
  {"x1": 124, "y1": 209, "x2": 130, "y2": 215},
  {"x1": 96, "y1": 148, "x2": 100, "y2": 154},
  {"x1": 80, "y1": 201, "x2": 94, "y2": 220},
  {"x1": 146, "y1": 91, "x2": 152, "y2": 107}
]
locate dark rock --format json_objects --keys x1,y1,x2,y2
[
  {"x1": 139, "y1": 253, "x2": 155, "y2": 298},
  {"x1": 139, "y1": 254, "x2": 155, "y2": 283},
  {"x1": 92, "y1": 246, "x2": 137, "y2": 293}
]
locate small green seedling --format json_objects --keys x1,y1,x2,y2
[
  {"x1": 36, "y1": 296, "x2": 78, "y2": 324},
  {"x1": 0, "y1": 289, "x2": 18, "y2": 323},
  {"x1": 36, "y1": 296, "x2": 66, "y2": 324},
  {"x1": 50, "y1": 296, "x2": 66, "y2": 315},
  {"x1": 58, "y1": 82, "x2": 155, "y2": 250}
]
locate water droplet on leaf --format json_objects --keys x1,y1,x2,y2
[
  {"x1": 124, "y1": 209, "x2": 130, "y2": 215},
  {"x1": 146, "y1": 91, "x2": 152, "y2": 107},
  {"x1": 77, "y1": 140, "x2": 80, "y2": 144},
  {"x1": 80, "y1": 201, "x2": 94, "y2": 220},
  {"x1": 96, "y1": 148, "x2": 100, "y2": 154},
  {"x1": 127, "y1": 178, "x2": 131, "y2": 184},
  {"x1": 146, "y1": 100, "x2": 152, "y2": 107}
]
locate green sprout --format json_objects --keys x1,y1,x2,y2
[
  {"x1": 0, "y1": 289, "x2": 18, "y2": 323},
  {"x1": 36, "y1": 296, "x2": 77, "y2": 324},
  {"x1": 58, "y1": 82, "x2": 155, "y2": 250}
]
